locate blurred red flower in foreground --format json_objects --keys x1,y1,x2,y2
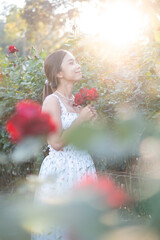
[
  {"x1": 8, "y1": 45, "x2": 19, "y2": 54},
  {"x1": 76, "y1": 175, "x2": 129, "y2": 208},
  {"x1": 6, "y1": 100, "x2": 57, "y2": 143},
  {"x1": 74, "y1": 87, "x2": 99, "y2": 106}
]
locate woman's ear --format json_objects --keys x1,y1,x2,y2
[{"x1": 57, "y1": 71, "x2": 63, "y2": 79}]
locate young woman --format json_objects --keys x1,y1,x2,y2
[{"x1": 31, "y1": 49, "x2": 97, "y2": 240}]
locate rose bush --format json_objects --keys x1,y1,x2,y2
[
  {"x1": 65, "y1": 34, "x2": 160, "y2": 173},
  {"x1": 1, "y1": 36, "x2": 160, "y2": 192},
  {"x1": 0, "y1": 47, "x2": 47, "y2": 191},
  {"x1": 0, "y1": 12, "x2": 160, "y2": 240}
]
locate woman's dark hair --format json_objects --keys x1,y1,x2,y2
[{"x1": 43, "y1": 49, "x2": 67, "y2": 101}]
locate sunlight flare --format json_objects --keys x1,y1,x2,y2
[{"x1": 78, "y1": 1, "x2": 147, "y2": 49}]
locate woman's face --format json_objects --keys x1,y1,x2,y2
[{"x1": 59, "y1": 52, "x2": 82, "y2": 82}]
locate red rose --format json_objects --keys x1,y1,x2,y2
[
  {"x1": 75, "y1": 175, "x2": 129, "y2": 208},
  {"x1": 6, "y1": 100, "x2": 57, "y2": 143},
  {"x1": 16, "y1": 101, "x2": 41, "y2": 120},
  {"x1": 8, "y1": 45, "x2": 19, "y2": 54},
  {"x1": 74, "y1": 87, "x2": 99, "y2": 106},
  {"x1": 74, "y1": 92, "x2": 85, "y2": 105},
  {"x1": 85, "y1": 89, "x2": 93, "y2": 101},
  {"x1": 91, "y1": 88, "x2": 99, "y2": 99},
  {"x1": 6, "y1": 114, "x2": 25, "y2": 143},
  {"x1": 86, "y1": 88, "x2": 99, "y2": 101},
  {"x1": 79, "y1": 87, "x2": 88, "y2": 98}
]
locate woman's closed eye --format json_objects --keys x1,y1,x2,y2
[
  {"x1": 68, "y1": 60, "x2": 78, "y2": 65},
  {"x1": 69, "y1": 61, "x2": 74, "y2": 65}
]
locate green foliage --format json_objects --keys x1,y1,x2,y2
[
  {"x1": 64, "y1": 34, "x2": 160, "y2": 122},
  {"x1": 1, "y1": 32, "x2": 160, "y2": 192},
  {"x1": 62, "y1": 33, "x2": 160, "y2": 173},
  {"x1": 0, "y1": 48, "x2": 47, "y2": 191},
  {"x1": 1, "y1": 1, "x2": 160, "y2": 236}
]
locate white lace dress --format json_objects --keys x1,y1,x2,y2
[{"x1": 31, "y1": 94, "x2": 97, "y2": 240}]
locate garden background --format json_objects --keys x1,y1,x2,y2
[{"x1": 0, "y1": 0, "x2": 160, "y2": 240}]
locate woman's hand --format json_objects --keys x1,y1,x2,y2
[
  {"x1": 77, "y1": 105, "x2": 95, "y2": 124},
  {"x1": 89, "y1": 104, "x2": 98, "y2": 122}
]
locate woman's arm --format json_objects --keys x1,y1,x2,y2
[{"x1": 42, "y1": 95, "x2": 93, "y2": 151}]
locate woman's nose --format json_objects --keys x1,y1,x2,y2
[{"x1": 76, "y1": 63, "x2": 81, "y2": 69}]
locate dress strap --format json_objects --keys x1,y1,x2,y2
[{"x1": 52, "y1": 93, "x2": 67, "y2": 113}]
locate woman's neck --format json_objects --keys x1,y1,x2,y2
[{"x1": 56, "y1": 84, "x2": 74, "y2": 99}]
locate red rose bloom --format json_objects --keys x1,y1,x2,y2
[
  {"x1": 86, "y1": 88, "x2": 99, "y2": 101},
  {"x1": 91, "y1": 88, "x2": 99, "y2": 99},
  {"x1": 75, "y1": 175, "x2": 129, "y2": 208},
  {"x1": 8, "y1": 45, "x2": 19, "y2": 54},
  {"x1": 6, "y1": 100, "x2": 57, "y2": 143},
  {"x1": 86, "y1": 89, "x2": 93, "y2": 101},
  {"x1": 74, "y1": 92, "x2": 85, "y2": 105},
  {"x1": 16, "y1": 101, "x2": 41, "y2": 119},
  {"x1": 74, "y1": 87, "x2": 99, "y2": 106},
  {"x1": 79, "y1": 87, "x2": 88, "y2": 98}
]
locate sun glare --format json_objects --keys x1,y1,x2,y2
[{"x1": 77, "y1": 2, "x2": 147, "y2": 49}]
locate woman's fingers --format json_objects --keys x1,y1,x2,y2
[
  {"x1": 88, "y1": 106, "x2": 97, "y2": 115},
  {"x1": 83, "y1": 105, "x2": 98, "y2": 121},
  {"x1": 88, "y1": 105, "x2": 94, "y2": 111},
  {"x1": 89, "y1": 106, "x2": 98, "y2": 121}
]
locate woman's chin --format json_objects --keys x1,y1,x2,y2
[{"x1": 75, "y1": 76, "x2": 82, "y2": 82}]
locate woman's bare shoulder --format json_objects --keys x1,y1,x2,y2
[{"x1": 42, "y1": 94, "x2": 60, "y2": 113}]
